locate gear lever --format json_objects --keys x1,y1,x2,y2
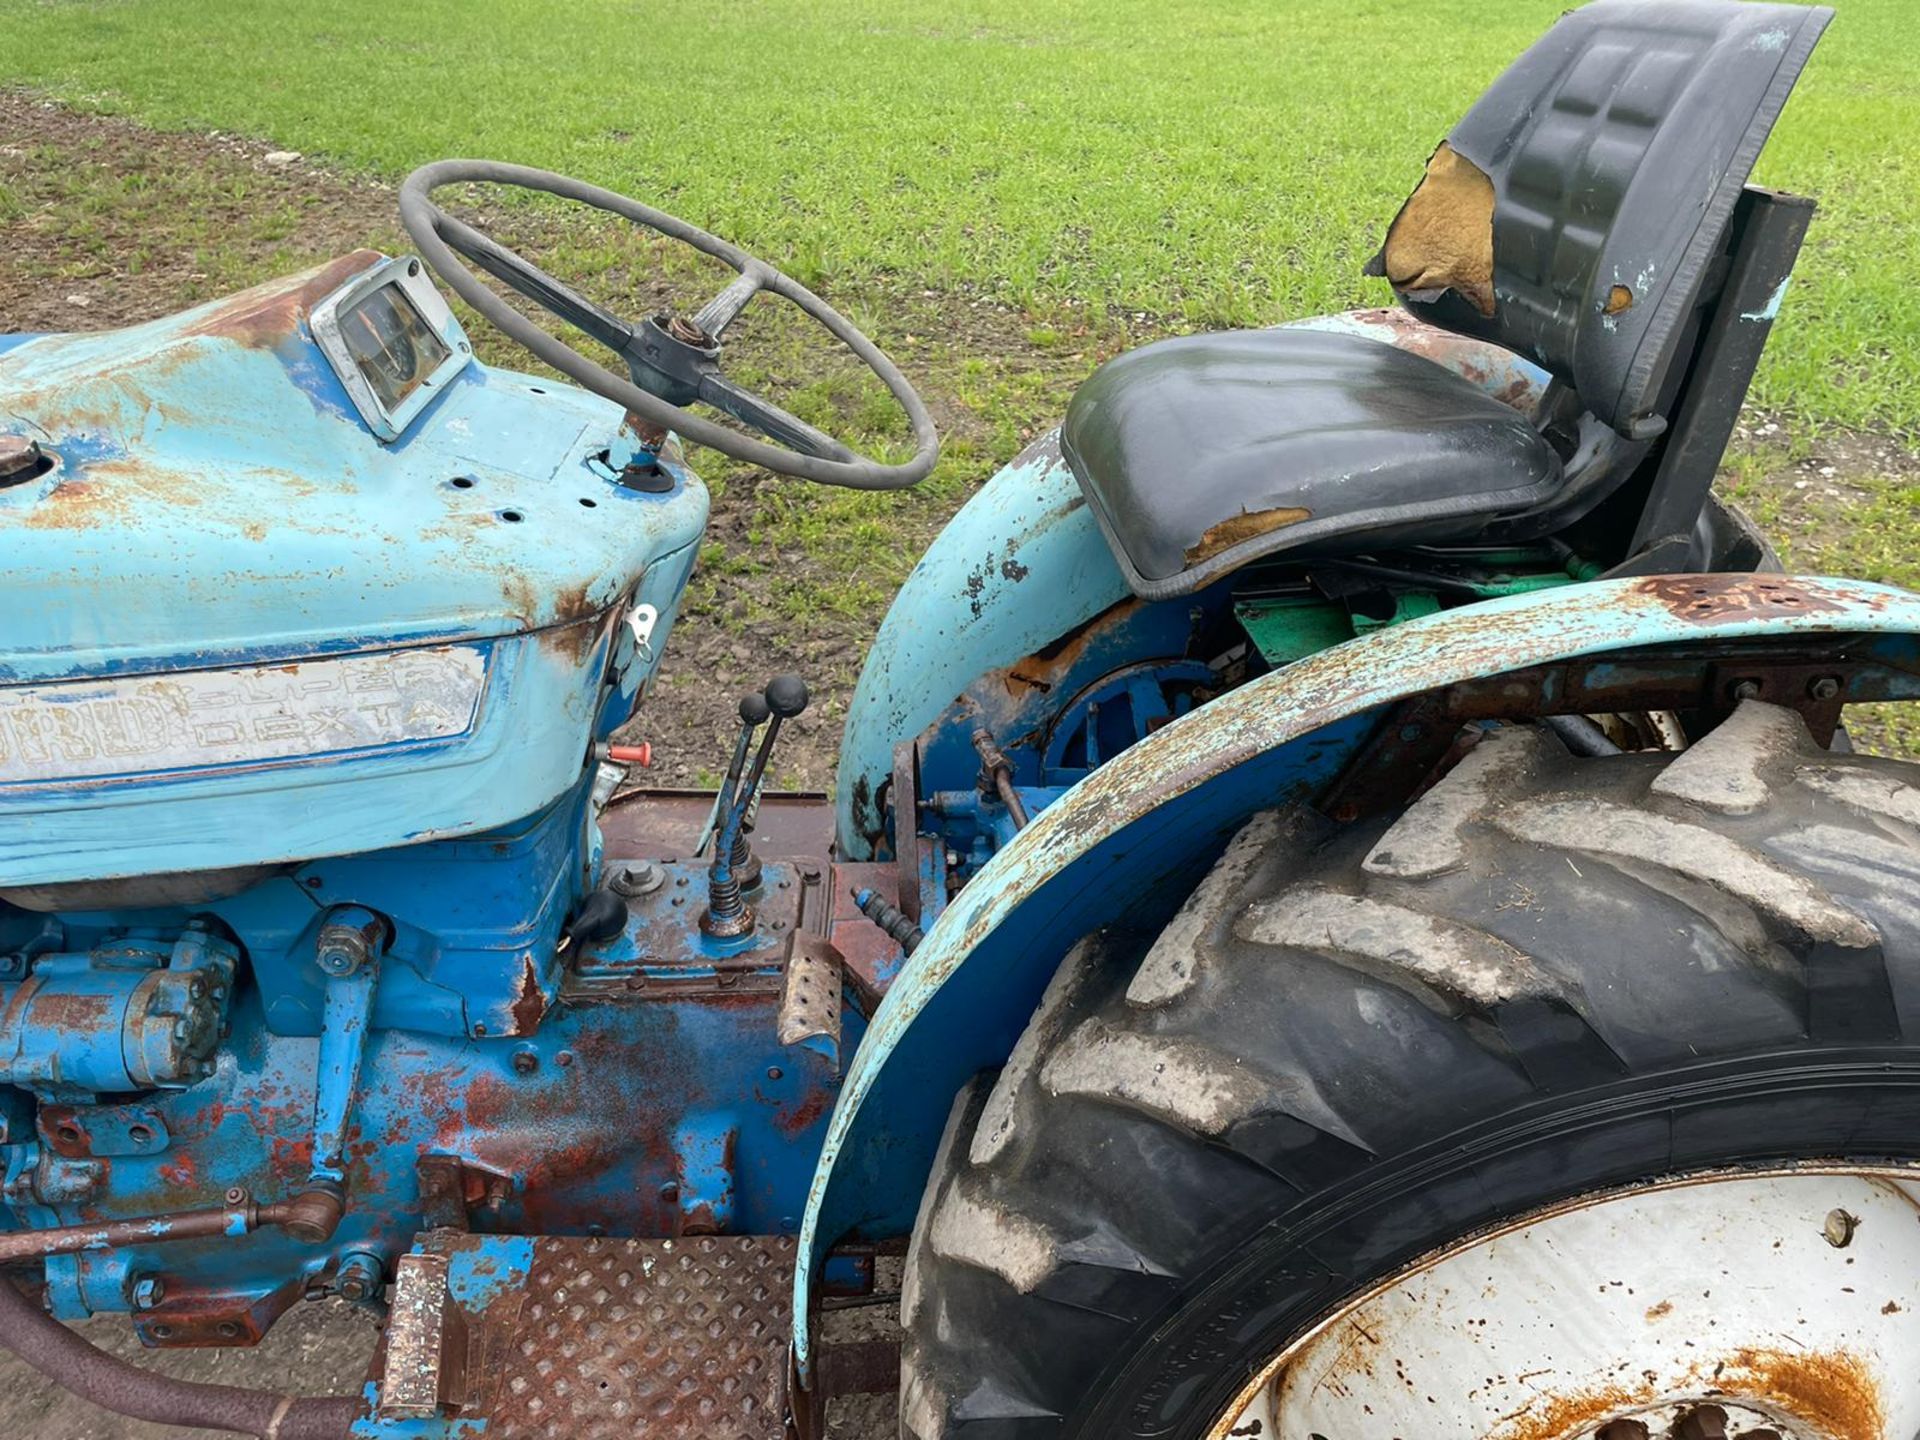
[{"x1": 702, "y1": 674, "x2": 808, "y2": 938}]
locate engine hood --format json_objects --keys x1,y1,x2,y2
[{"x1": 0, "y1": 251, "x2": 708, "y2": 685}]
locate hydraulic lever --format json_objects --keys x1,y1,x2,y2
[{"x1": 702, "y1": 675, "x2": 809, "y2": 938}]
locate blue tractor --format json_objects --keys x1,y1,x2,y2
[{"x1": 5, "y1": 2, "x2": 1920, "y2": 1436}]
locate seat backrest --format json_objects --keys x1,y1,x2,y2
[{"x1": 1369, "y1": 0, "x2": 1830, "y2": 440}]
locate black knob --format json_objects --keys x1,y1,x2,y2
[
  {"x1": 765, "y1": 674, "x2": 809, "y2": 719},
  {"x1": 738, "y1": 693, "x2": 771, "y2": 725}
]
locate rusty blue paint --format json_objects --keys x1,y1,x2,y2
[
  {"x1": 0, "y1": 253, "x2": 707, "y2": 887},
  {"x1": 793, "y1": 572, "x2": 1920, "y2": 1374},
  {"x1": 834, "y1": 425, "x2": 1126, "y2": 859},
  {"x1": 833, "y1": 309, "x2": 1554, "y2": 861}
]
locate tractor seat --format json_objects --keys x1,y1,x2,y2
[{"x1": 1060, "y1": 327, "x2": 1564, "y2": 599}]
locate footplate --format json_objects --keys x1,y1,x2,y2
[{"x1": 357, "y1": 1232, "x2": 796, "y2": 1439}]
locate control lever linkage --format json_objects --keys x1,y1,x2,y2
[{"x1": 702, "y1": 674, "x2": 809, "y2": 938}]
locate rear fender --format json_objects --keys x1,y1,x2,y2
[{"x1": 797, "y1": 573, "x2": 1920, "y2": 1375}]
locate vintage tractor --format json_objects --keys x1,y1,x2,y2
[{"x1": 3, "y1": 1, "x2": 1919, "y2": 1435}]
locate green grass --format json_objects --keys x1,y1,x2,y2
[
  {"x1": 4, "y1": 0, "x2": 1920, "y2": 434},
  {"x1": 7, "y1": 0, "x2": 1920, "y2": 758}
]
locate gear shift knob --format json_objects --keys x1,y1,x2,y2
[
  {"x1": 764, "y1": 674, "x2": 809, "y2": 719},
  {"x1": 738, "y1": 693, "x2": 771, "y2": 726}
]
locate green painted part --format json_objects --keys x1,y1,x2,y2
[
  {"x1": 1233, "y1": 600, "x2": 1354, "y2": 664},
  {"x1": 1471, "y1": 571, "x2": 1581, "y2": 598},
  {"x1": 1353, "y1": 591, "x2": 1443, "y2": 635},
  {"x1": 1237, "y1": 559, "x2": 1586, "y2": 663}
]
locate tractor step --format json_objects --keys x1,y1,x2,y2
[{"x1": 360, "y1": 1231, "x2": 796, "y2": 1439}]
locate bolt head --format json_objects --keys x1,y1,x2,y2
[
  {"x1": 511, "y1": 1049, "x2": 539, "y2": 1076},
  {"x1": 1730, "y1": 679, "x2": 1764, "y2": 701},
  {"x1": 132, "y1": 1277, "x2": 165, "y2": 1309},
  {"x1": 1809, "y1": 676, "x2": 1843, "y2": 701},
  {"x1": 316, "y1": 908, "x2": 390, "y2": 977},
  {"x1": 609, "y1": 861, "x2": 665, "y2": 898}
]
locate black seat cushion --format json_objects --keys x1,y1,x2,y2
[{"x1": 1060, "y1": 328, "x2": 1563, "y2": 599}]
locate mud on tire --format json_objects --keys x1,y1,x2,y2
[{"x1": 899, "y1": 701, "x2": 1920, "y2": 1438}]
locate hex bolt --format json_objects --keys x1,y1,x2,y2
[
  {"x1": 131, "y1": 1276, "x2": 166, "y2": 1310},
  {"x1": 315, "y1": 907, "x2": 391, "y2": 978},
  {"x1": 1808, "y1": 675, "x2": 1842, "y2": 701},
  {"x1": 511, "y1": 1048, "x2": 539, "y2": 1076},
  {"x1": 608, "y1": 862, "x2": 665, "y2": 898},
  {"x1": 1730, "y1": 679, "x2": 1764, "y2": 701},
  {"x1": 336, "y1": 1251, "x2": 384, "y2": 1304}
]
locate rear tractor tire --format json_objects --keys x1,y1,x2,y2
[{"x1": 900, "y1": 700, "x2": 1920, "y2": 1440}]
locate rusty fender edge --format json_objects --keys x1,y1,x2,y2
[{"x1": 793, "y1": 572, "x2": 1920, "y2": 1376}]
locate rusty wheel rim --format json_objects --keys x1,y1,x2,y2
[{"x1": 1208, "y1": 1167, "x2": 1920, "y2": 1440}]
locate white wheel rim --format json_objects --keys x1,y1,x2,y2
[{"x1": 1211, "y1": 1168, "x2": 1920, "y2": 1440}]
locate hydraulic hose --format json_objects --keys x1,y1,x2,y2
[{"x1": 0, "y1": 1279, "x2": 357, "y2": 1439}]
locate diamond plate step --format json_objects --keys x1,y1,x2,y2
[{"x1": 361, "y1": 1232, "x2": 795, "y2": 1439}]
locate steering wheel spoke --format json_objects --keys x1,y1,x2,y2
[
  {"x1": 437, "y1": 212, "x2": 638, "y2": 357},
  {"x1": 690, "y1": 261, "x2": 770, "y2": 342},
  {"x1": 696, "y1": 371, "x2": 858, "y2": 463},
  {"x1": 398, "y1": 159, "x2": 937, "y2": 489}
]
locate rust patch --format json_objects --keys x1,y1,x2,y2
[
  {"x1": 1184, "y1": 506, "x2": 1311, "y2": 565},
  {"x1": 1487, "y1": 1384, "x2": 1649, "y2": 1440},
  {"x1": 28, "y1": 991, "x2": 116, "y2": 1034},
  {"x1": 18, "y1": 457, "x2": 211, "y2": 533},
  {"x1": 1637, "y1": 574, "x2": 1853, "y2": 626},
  {"x1": 1002, "y1": 597, "x2": 1141, "y2": 697},
  {"x1": 179, "y1": 250, "x2": 382, "y2": 349},
  {"x1": 1721, "y1": 1347, "x2": 1885, "y2": 1440},
  {"x1": 508, "y1": 958, "x2": 547, "y2": 1037},
  {"x1": 1605, "y1": 283, "x2": 1635, "y2": 315},
  {"x1": 1322, "y1": 308, "x2": 1543, "y2": 414},
  {"x1": 1367, "y1": 141, "x2": 1497, "y2": 316},
  {"x1": 1481, "y1": 1347, "x2": 1885, "y2": 1440}
]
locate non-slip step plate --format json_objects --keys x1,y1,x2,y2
[{"x1": 366, "y1": 1232, "x2": 795, "y2": 1439}]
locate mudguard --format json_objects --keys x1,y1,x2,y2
[
  {"x1": 797, "y1": 573, "x2": 1920, "y2": 1374},
  {"x1": 833, "y1": 309, "x2": 1550, "y2": 859}
]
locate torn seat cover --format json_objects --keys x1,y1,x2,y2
[{"x1": 1371, "y1": 0, "x2": 1832, "y2": 439}]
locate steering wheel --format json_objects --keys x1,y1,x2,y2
[{"x1": 398, "y1": 161, "x2": 938, "y2": 490}]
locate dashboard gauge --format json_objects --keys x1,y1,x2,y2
[{"x1": 339, "y1": 283, "x2": 452, "y2": 413}]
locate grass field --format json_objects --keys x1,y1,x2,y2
[
  {"x1": 4, "y1": 0, "x2": 1919, "y2": 430},
  {"x1": 3, "y1": 0, "x2": 1920, "y2": 758}
]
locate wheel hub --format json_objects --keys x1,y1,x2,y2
[
  {"x1": 1212, "y1": 1169, "x2": 1920, "y2": 1440},
  {"x1": 1585, "y1": 1404, "x2": 1804, "y2": 1439}
]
